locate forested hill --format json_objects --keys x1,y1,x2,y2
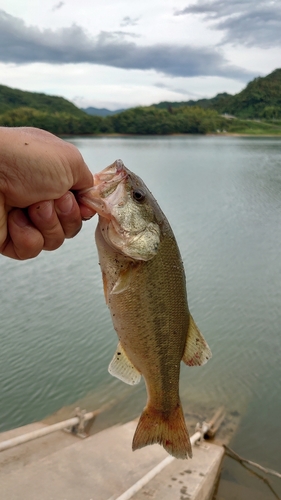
[
  {"x1": 0, "y1": 69, "x2": 281, "y2": 135},
  {"x1": 0, "y1": 84, "x2": 86, "y2": 117},
  {"x1": 154, "y1": 92, "x2": 232, "y2": 112},
  {"x1": 0, "y1": 84, "x2": 103, "y2": 134},
  {"x1": 217, "y1": 68, "x2": 281, "y2": 118},
  {"x1": 155, "y1": 68, "x2": 281, "y2": 119}
]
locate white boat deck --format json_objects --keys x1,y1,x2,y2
[{"x1": 0, "y1": 419, "x2": 223, "y2": 500}]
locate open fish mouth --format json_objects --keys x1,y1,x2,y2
[
  {"x1": 93, "y1": 159, "x2": 127, "y2": 187},
  {"x1": 78, "y1": 160, "x2": 128, "y2": 216}
]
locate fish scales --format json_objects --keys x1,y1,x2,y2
[
  {"x1": 97, "y1": 222, "x2": 188, "y2": 411},
  {"x1": 78, "y1": 159, "x2": 212, "y2": 459}
]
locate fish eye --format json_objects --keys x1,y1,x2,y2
[{"x1": 132, "y1": 189, "x2": 146, "y2": 202}]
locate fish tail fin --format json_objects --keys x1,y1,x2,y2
[{"x1": 132, "y1": 402, "x2": 192, "y2": 459}]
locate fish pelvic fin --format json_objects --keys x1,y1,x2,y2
[
  {"x1": 132, "y1": 402, "x2": 192, "y2": 459},
  {"x1": 182, "y1": 315, "x2": 212, "y2": 367},
  {"x1": 108, "y1": 342, "x2": 142, "y2": 385}
]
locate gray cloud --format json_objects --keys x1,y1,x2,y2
[
  {"x1": 52, "y1": 1, "x2": 65, "y2": 11},
  {"x1": 154, "y1": 82, "x2": 195, "y2": 96},
  {"x1": 0, "y1": 9, "x2": 254, "y2": 81},
  {"x1": 175, "y1": 0, "x2": 281, "y2": 48},
  {"x1": 120, "y1": 16, "x2": 139, "y2": 27}
]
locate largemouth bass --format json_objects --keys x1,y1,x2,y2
[{"x1": 78, "y1": 160, "x2": 211, "y2": 459}]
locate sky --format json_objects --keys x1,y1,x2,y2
[{"x1": 0, "y1": 0, "x2": 280, "y2": 110}]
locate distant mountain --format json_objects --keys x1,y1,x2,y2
[
  {"x1": 81, "y1": 106, "x2": 126, "y2": 117},
  {"x1": 154, "y1": 69, "x2": 281, "y2": 119},
  {"x1": 0, "y1": 84, "x2": 87, "y2": 117}
]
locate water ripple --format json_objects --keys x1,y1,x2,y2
[{"x1": 1, "y1": 136, "x2": 281, "y2": 485}]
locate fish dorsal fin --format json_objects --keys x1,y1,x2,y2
[
  {"x1": 182, "y1": 315, "x2": 212, "y2": 366},
  {"x1": 108, "y1": 342, "x2": 142, "y2": 385}
]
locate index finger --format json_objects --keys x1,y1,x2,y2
[
  {"x1": 78, "y1": 202, "x2": 96, "y2": 220},
  {"x1": 66, "y1": 146, "x2": 94, "y2": 191}
]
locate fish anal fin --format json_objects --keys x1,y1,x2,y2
[
  {"x1": 182, "y1": 315, "x2": 212, "y2": 367},
  {"x1": 108, "y1": 342, "x2": 141, "y2": 386},
  {"x1": 132, "y1": 402, "x2": 192, "y2": 459}
]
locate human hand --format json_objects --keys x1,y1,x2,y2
[{"x1": 0, "y1": 127, "x2": 96, "y2": 259}]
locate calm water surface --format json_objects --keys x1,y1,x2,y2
[{"x1": 1, "y1": 136, "x2": 281, "y2": 497}]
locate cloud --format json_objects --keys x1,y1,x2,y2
[
  {"x1": 154, "y1": 82, "x2": 194, "y2": 96},
  {"x1": 175, "y1": 0, "x2": 281, "y2": 48},
  {"x1": 120, "y1": 16, "x2": 139, "y2": 27},
  {"x1": 106, "y1": 30, "x2": 141, "y2": 39},
  {"x1": 0, "y1": 9, "x2": 254, "y2": 81},
  {"x1": 52, "y1": 1, "x2": 65, "y2": 11}
]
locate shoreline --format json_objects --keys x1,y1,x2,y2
[{"x1": 62, "y1": 132, "x2": 281, "y2": 138}]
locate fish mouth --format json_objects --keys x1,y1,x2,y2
[
  {"x1": 94, "y1": 159, "x2": 126, "y2": 186},
  {"x1": 78, "y1": 159, "x2": 128, "y2": 217}
]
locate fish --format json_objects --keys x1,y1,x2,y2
[{"x1": 78, "y1": 159, "x2": 212, "y2": 459}]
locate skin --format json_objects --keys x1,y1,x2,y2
[{"x1": 0, "y1": 127, "x2": 96, "y2": 260}]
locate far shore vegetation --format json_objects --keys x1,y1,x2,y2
[{"x1": 1, "y1": 69, "x2": 281, "y2": 136}]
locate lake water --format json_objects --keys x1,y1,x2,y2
[{"x1": 1, "y1": 136, "x2": 281, "y2": 498}]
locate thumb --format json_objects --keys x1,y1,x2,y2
[{"x1": 0, "y1": 193, "x2": 8, "y2": 251}]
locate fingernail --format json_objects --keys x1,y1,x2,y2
[
  {"x1": 14, "y1": 210, "x2": 29, "y2": 228},
  {"x1": 35, "y1": 201, "x2": 53, "y2": 219},
  {"x1": 56, "y1": 193, "x2": 74, "y2": 214},
  {"x1": 80, "y1": 206, "x2": 96, "y2": 220}
]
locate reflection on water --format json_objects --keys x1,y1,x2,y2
[{"x1": 1, "y1": 137, "x2": 281, "y2": 495}]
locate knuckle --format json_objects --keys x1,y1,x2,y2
[
  {"x1": 65, "y1": 221, "x2": 82, "y2": 239},
  {"x1": 43, "y1": 233, "x2": 65, "y2": 251},
  {"x1": 16, "y1": 234, "x2": 43, "y2": 260}
]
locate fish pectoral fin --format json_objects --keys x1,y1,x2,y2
[
  {"x1": 102, "y1": 271, "x2": 109, "y2": 305},
  {"x1": 111, "y1": 267, "x2": 133, "y2": 295},
  {"x1": 108, "y1": 342, "x2": 142, "y2": 385},
  {"x1": 182, "y1": 315, "x2": 212, "y2": 366}
]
